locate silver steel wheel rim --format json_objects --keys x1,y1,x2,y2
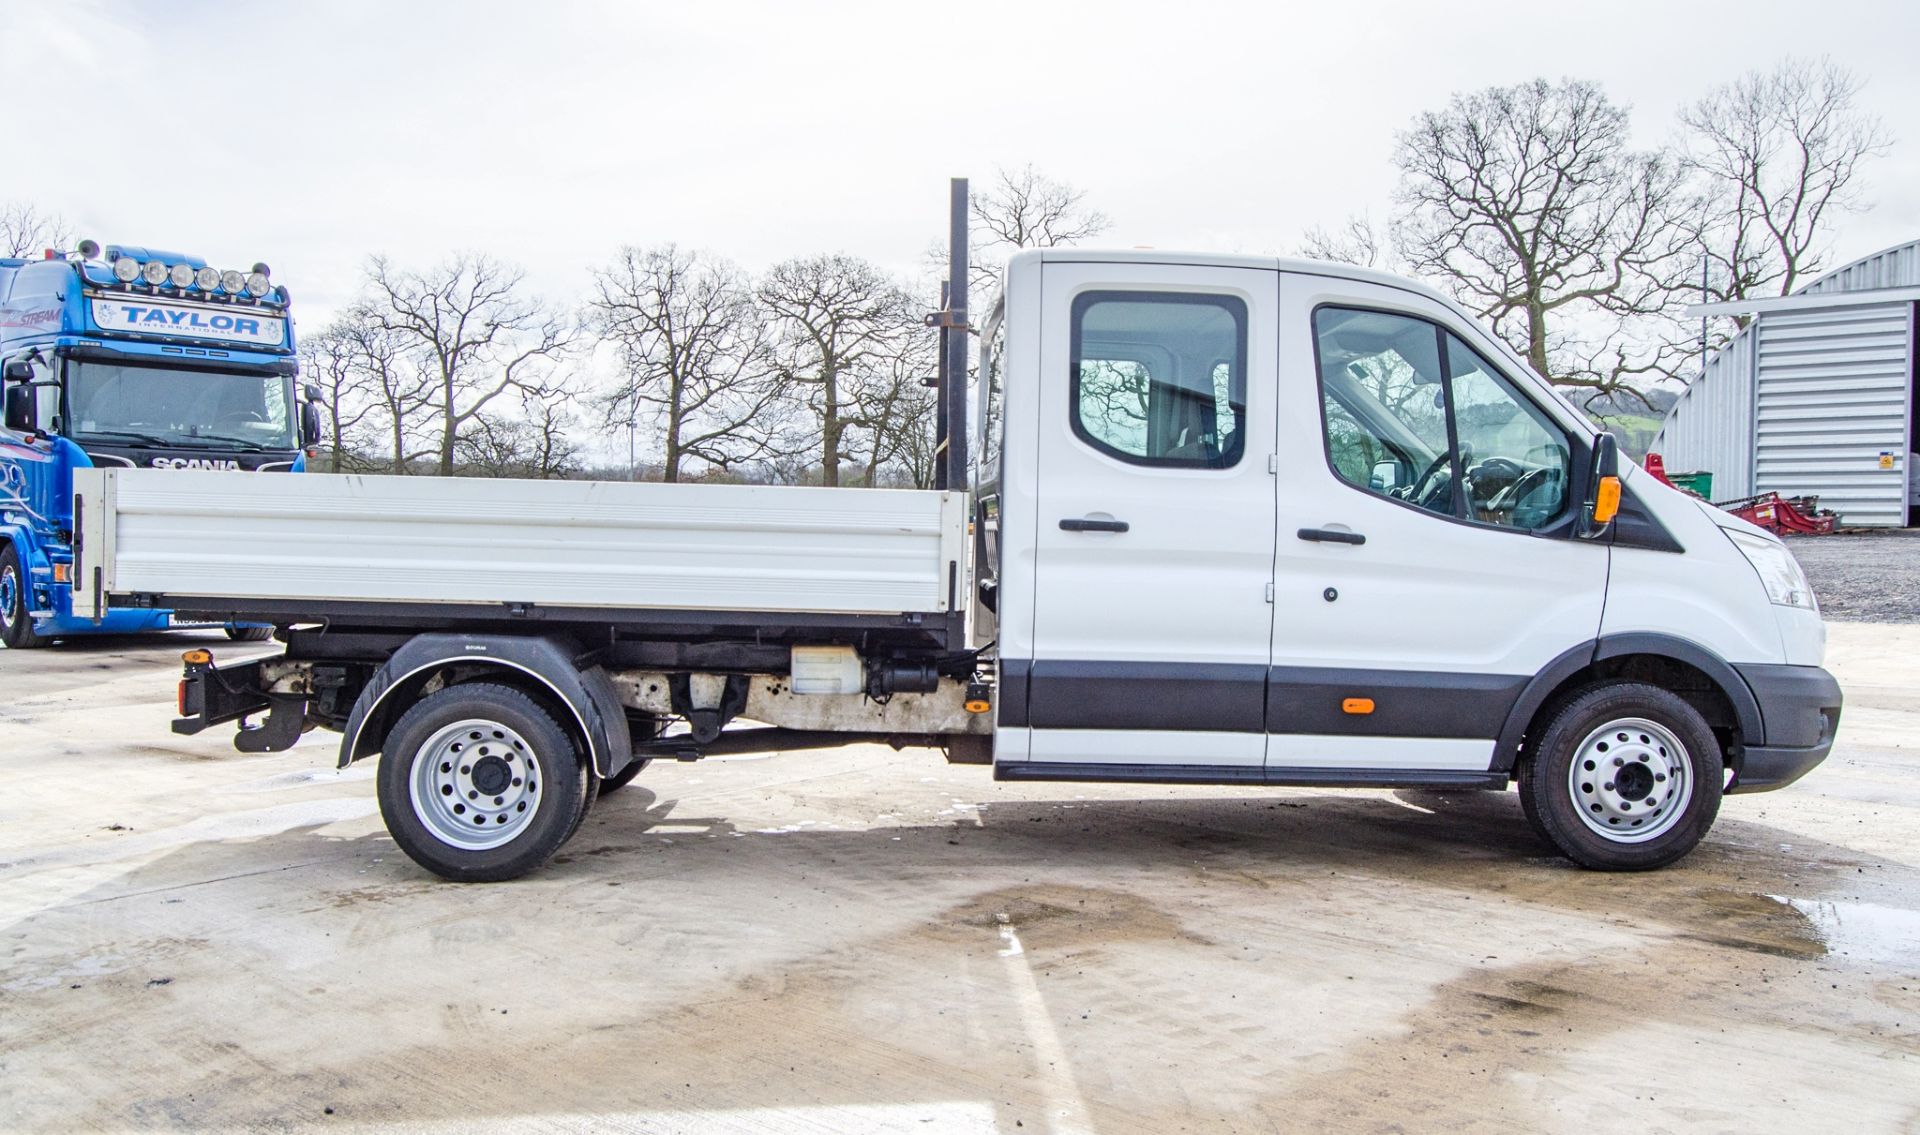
[
  {"x1": 409, "y1": 718, "x2": 542, "y2": 850},
  {"x1": 1568, "y1": 716, "x2": 1693, "y2": 844},
  {"x1": 0, "y1": 564, "x2": 18, "y2": 631}
]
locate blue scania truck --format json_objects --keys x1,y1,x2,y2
[{"x1": 0, "y1": 240, "x2": 317, "y2": 648}]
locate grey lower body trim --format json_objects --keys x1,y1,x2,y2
[
  {"x1": 999, "y1": 659, "x2": 1526, "y2": 739},
  {"x1": 1727, "y1": 743, "x2": 1832, "y2": 794},
  {"x1": 994, "y1": 761, "x2": 1508, "y2": 790},
  {"x1": 1732, "y1": 663, "x2": 1843, "y2": 748}
]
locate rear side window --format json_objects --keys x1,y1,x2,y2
[{"x1": 1070, "y1": 292, "x2": 1246, "y2": 468}]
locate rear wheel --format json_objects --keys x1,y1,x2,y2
[
  {"x1": 0, "y1": 546, "x2": 47, "y2": 650},
  {"x1": 376, "y1": 683, "x2": 591, "y2": 881},
  {"x1": 1519, "y1": 681, "x2": 1723, "y2": 870},
  {"x1": 225, "y1": 623, "x2": 275, "y2": 643}
]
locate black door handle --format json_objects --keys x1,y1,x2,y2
[
  {"x1": 1297, "y1": 527, "x2": 1365, "y2": 545},
  {"x1": 1060, "y1": 517, "x2": 1129, "y2": 533}
]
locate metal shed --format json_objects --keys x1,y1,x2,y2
[{"x1": 1652, "y1": 240, "x2": 1920, "y2": 527}]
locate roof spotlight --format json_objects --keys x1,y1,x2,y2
[
  {"x1": 141, "y1": 261, "x2": 169, "y2": 286},
  {"x1": 195, "y1": 266, "x2": 221, "y2": 291},
  {"x1": 244, "y1": 271, "x2": 271, "y2": 298},
  {"x1": 221, "y1": 269, "x2": 245, "y2": 293},
  {"x1": 113, "y1": 257, "x2": 142, "y2": 283},
  {"x1": 168, "y1": 263, "x2": 195, "y2": 289}
]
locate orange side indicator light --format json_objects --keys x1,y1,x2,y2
[
  {"x1": 1342, "y1": 697, "x2": 1375, "y2": 715},
  {"x1": 1593, "y1": 475, "x2": 1622, "y2": 525},
  {"x1": 182, "y1": 649, "x2": 213, "y2": 666}
]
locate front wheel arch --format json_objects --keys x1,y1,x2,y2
[{"x1": 1498, "y1": 645, "x2": 1748, "y2": 776}]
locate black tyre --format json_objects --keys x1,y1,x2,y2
[
  {"x1": 225, "y1": 624, "x2": 275, "y2": 643},
  {"x1": 376, "y1": 683, "x2": 591, "y2": 882},
  {"x1": 596, "y1": 758, "x2": 650, "y2": 795},
  {"x1": 0, "y1": 546, "x2": 47, "y2": 650},
  {"x1": 1518, "y1": 681, "x2": 1723, "y2": 871}
]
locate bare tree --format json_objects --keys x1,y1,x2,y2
[
  {"x1": 940, "y1": 165, "x2": 1112, "y2": 296},
  {"x1": 973, "y1": 164, "x2": 1111, "y2": 251},
  {"x1": 365, "y1": 253, "x2": 573, "y2": 476},
  {"x1": 331, "y1": 303, "x2": 434, "y2": 473},
  {"x1": 1392, "y1": 79, "x2": 1696, "y2": 406},
  {"x1": 456, "y1": 392, "x2": 584, "y2": 480},
  {"x1": 759, "y1": 256, "x2": 917, "y2": 487},
  {"x1": 853, "y1": 332, "x2": 940, "y2": 487},
  {"x1": 298, "y1": 322, "x2": 380, "y2": 473},
  {"x1": 1681, "y1": 58, "x2": 1892, "y2": 316},
  {"x1": 0, "y1": 203, "x2": 70, "y2": 258},
  {"x1": 1299, "y1": 214, "x2": 1393, "y2": 269},
  {"x1": 587, "y1": 246, "x2": 786, "y2": 482}
]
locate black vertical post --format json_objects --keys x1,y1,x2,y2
[
  {"x1": 944, "y1": 177, "x2": 970, "y2": 493},
  {"x1": 933, "y1": 280, "x2": 951, "y2": 490}
]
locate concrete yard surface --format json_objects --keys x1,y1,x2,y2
[{"x1": 1, "y1": 625, "x2": 1917, "y2": 1133}]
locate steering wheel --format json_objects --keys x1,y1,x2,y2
[
  {"x1": 1487, "y1": 467, "x2": 1556, "y2": 520},
  {"x1": 214, "y1": 410, "x2": 268, "y2": 426},
  {"x1": 1406, "y1": 446, "x2": 1469, "y2": 510}
]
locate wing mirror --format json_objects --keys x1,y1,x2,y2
[
  {"x1": 1578, "y1": 433, "x2": 1622, "y2": 540},
  {"x1": 3, "y1": 384, "x2": 34, "y2": 433},
  {"x1": 298, "y1": 401, "x2": 322, "y2": 447},
  {"x1": 3, "y1": 360, "x2": 31, "y2": 382}
]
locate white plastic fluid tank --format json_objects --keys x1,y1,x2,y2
[{"x1": 789, "y1": 645, "x2": 864, "y2": 695}]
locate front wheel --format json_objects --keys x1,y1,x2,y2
[
  {"x1": 0, "y1": 546, "x2": 47, "y2": 650},
  {"x1": 376, "y1": 683, "x2": 591, "y2": 881},
  {"x1": 1518, "y1": 681, "x2": 1724, "y2": 871}
]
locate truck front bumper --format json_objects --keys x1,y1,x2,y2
[{"x1": 1727, "y1": 663, "x2": 1843, "y2": 794}]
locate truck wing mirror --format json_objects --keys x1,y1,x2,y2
[
  {"x1": 1578, "y1": 433, "x2": 1622, "y2": 540},
  {"x1": 3, "y1": 360, "x2": 31, "y2": 382},
  {"x1": 299, "y1": 401, "x2": 322, "y2": 447},
  {"x1": 303, "y1": 383, "x2": 324, "y2": 404},
  {"x1": 4, "y1": 384, "x2": 36, "y2": 434}
]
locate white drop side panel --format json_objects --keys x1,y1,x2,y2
[
  {"x1": 77, "y1": 470, "x2": 964, "y2": 615},
  {"x1": 1753, "y1": 303, "x2": 1912, "y2": 527}
]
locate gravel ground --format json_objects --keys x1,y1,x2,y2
[{"x1": 1785, "y1": 529, "x2": 1920, "y2": 623}]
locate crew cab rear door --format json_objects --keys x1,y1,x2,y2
[{"x1": 1011, "y1": 260, "x2": 1278, "y2": 768}]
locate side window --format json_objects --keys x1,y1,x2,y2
[
  {"x1": 1314, "y1": 307, "x2": 1571, "y2": 531},
  {"x1": 1443, "y1": 335, "x2": 1570, "y2": 530},
  {"x1": 1313, "y1": 307, "x2": 1452, "y2": 517},
  {"x1": 1071, "y1": 291, "x2": 1246, "y2": 468}
]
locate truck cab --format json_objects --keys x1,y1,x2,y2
[
  {"x1": 0, "y1": 243, "x2": 315, "y2": 647},
  {"x1": 974, "y1": 249, "x2": 1839, "y2": 867}
]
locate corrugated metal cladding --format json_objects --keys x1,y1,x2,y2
[
  {"x1": 1798, "y1": 240, "x2": 1920, "y2": 296},
  {"x1": 1652, "y1": 238, "x2": 1920, "y2": 526},
  {"x1": 1753, "y1": 303, "x2": 1913, "y2": 527},
  {"x1": 1653, "y1": 328, "x2": 1756, "y2": 498}
]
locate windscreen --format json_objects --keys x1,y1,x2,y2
[{"x1": 65, "y1": 360, "x2": 296, "y2": 451}]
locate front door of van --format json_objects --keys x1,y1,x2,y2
[
  {"x1": 1265, "y1": 273, "x2": 1610, "y2": 777},
  {"x1": 1019, "y1": 262, "x2": 1278, "y2": 768}
]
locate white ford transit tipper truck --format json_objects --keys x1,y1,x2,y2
[{"x1": 73, "y1": 181, "x2": 1841, "y2": 881}]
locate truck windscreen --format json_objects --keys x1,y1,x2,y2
[{"x1": 65, "y1": 360, "x2": 296, "y2": 451}]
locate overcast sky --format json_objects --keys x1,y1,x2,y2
[{"x1": 5, "y1": 0, "x2": 1917, "y2": 327}]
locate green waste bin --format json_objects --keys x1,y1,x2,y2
[{"x1": 1668, "y1": 471, "x2": 1713, "y2": 498}]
